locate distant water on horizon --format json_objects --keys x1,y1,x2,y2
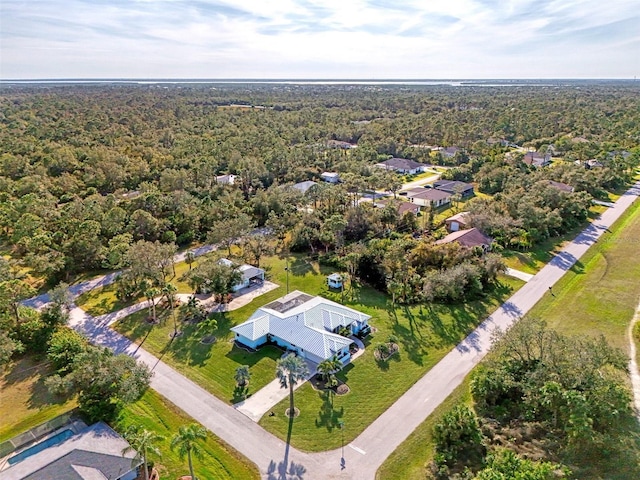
[{"x1": 1, "y1": 78, "x2": 635, "y2": 87}]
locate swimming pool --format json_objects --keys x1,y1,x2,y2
[{"x1": 8, "y1": 429, "x2": 74, "y2": 465}]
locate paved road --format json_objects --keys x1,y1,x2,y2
[
  {"x1": 34, "y1": 181, "x2": 640, "y2": 479},
  {"x1": 399, "y1": 172, "x2": 440, "y2": 191},
  {"x1": 21, "y1": 243, "x2": 221, "y2": 310}
]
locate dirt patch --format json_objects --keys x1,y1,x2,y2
[
  {"x1": 200, "y1": 335, "x2": 216, "y2": 345},
  {"x1": 285, "y1": 407, "x2": 300, "y2": 418},
  {"x1": 336, "y1": 383, "x2": 350, "y2": 395}
]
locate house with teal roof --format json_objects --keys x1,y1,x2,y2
[{"x1": 231, "y1": 291, "x2": 371, "y2": 365}]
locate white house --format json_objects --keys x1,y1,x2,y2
[
  {"x1": 375, "y1": 158, "x2": 427, "y2": 175},
  {"x1": 219, "y1": 258, "x2": 265, "y2": 292},
  {"x1": 216, "y1": 174, "x2": 237, "y2": 185},
  {"x1": 320, "y1": 172, "x2": 340, "y2": 183},
  {"x1": 231, "y1": 291, "x2": 371, "y2": 364}
]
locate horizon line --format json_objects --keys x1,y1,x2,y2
[{"x1": 1, "y1": 77, "x2": 637, "y2": 82}]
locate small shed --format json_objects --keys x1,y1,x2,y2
[{"x1": 327, "y1": 273, "x2": 344, "y2": 289}]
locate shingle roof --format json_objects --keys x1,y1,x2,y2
[
  {"x1": 232, "y1": 291, "x2": 369, "y2": 361},
  {"x1": 547, "y1": 180, "x2": 574, "y2": 193},
  {"x1": 376, "y1": 200, "x2": 420, "y2": 215},
  {"x1": 406, "y1": 189, "x2": 451, "y2": 201},
  {"x1": 433, "y1": 180, "x2": 474, "y2": 194},
  {"x1": 0, "y1": 423, "x2": 139, "y2": 480},
  {"x1": 377, "y1": 158, "x2": 424, "y2": 171},
  {"x1": 445, "y1": 211, "x2": 471, "y2": 224},
  {"x1": 435, "y1": 227, "x2": 493, "y2": 248}
]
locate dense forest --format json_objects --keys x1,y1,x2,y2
[
  {"x1": 1, "y1": 81, "x2": 639, "y2": 477},
  {"x1": 1, "y1": 82, "x2": 638, "y2": 290}
]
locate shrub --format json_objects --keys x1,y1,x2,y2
[{"x1": 433, "y1": 404, "x2": 485, "y2": 467}]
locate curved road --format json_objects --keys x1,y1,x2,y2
[
  {"x1": 30, "y1": 182, "x2": 640, "y2": 479},
  {"x1": 22, "y1": 243, "x2": 221, "y2": 310}
]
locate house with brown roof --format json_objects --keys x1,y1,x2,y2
[
  {"x1": 547, "y1": 180, "x2": 574, "y2": 193},
  {"x1": 444, "y1": 211, "x2": 471, "y2": 232},
  {"x1": 405, "y1": 188, "x2": 451, "y2": 208},
  {"x1": 375, "y1": 199, "x2": 421, "y2": 216},
  {"x1": 435, "y1": 227, "x2": 493, "y2": 251},
  {"x1": 375, "y1": 158, "x2": 427, "y2": 175}
]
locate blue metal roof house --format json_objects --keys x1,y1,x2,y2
[
  {"x1": 327, "y1": 273, "x2": 344, "y2": 289},
  {"x1": 231, "y1": 291, "x2": 370, "y2": 365}
]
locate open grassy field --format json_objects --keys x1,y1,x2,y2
[
  {"x1": 112, "y1": 253, "x2": 523, "y2": 451},
  {"x1": 378, "y1": 198, "x2": 640, "y2": 480},
  {"x1": 117, "y1": 390, "x2": 259, "y2": 480},
  {"x1": 523, "y1": 200, "x2": 640, "y2": 351},
  {"x1": 0, "y1": 356, "x2": 76, "y2": 443}
]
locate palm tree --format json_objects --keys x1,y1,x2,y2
[
  {"x1": 122, "y1": 427, "x2": 163, "y2": 480},
  {"x1": 185, "y1": 251, "x2": 196, "y2": 270},
  {"x1": 145, "y1": 286, "x2": 160, "y2": 323},
  {"x1": 276, "y1": 353, "x2": 310, "y2": 417},
  {"x1": 162, "y1": 283, "x2": 178, "y2": 336},
  {"x1": 234, "y1": 365, "x2": 251, "y2": 387},
  {"x1": 171, "y1": 423, "x2": 207, "y2": 480},
  {"x1": 317, "y1": 355, "x2": 342, "y2": 388}
]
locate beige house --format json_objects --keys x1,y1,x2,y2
[
  {"x1": 406, "y1": 188, "x2": 451, "y2": 208},
  {"x1": 444, "y1": 211, "x2": 471, "y2": 232}
]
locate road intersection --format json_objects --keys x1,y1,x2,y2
[{"x1": 25, "y1": 181, "x2": 640, "y2": 479}]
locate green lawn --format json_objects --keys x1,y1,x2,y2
[
  {"x1": 76, "y1": 258, "x2": 199, "y2": 316},
  {"x1": 377, "y1": 198, "x2": 640, "y2": 480},
  {"x1": 0, "y1": 356, "x2": 77, "y2": 443},
  {"x1": 500, "y1": 204, "x2": 609, "y2": 275},
  {"x1": 116, "y1": 390, "x2": 259, "y2": 480},
  {"x1": 112, "y1": 253, "x2": 523, "y2": 451},
  {"x1": 526, "y1": 197, "x2": 640, "y2": 350},
  {"x1": 254, "y1": 275, "x2": 522, "y2": 451},
  {"x1": 115, "y1": 307, "x2": 283, "y2": 403},
  {"x1": 0, "y1": 357, "x2": 258, "y2": 479}
]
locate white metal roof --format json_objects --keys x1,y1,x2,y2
[{"x1": 231, "y1": 291, "x2": 369, "y2": 361}]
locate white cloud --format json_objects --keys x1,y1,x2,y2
[{"x1": 0, "y1": 0, "x2": 638, "y2": 78}]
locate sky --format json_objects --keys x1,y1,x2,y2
[{"x1": 1, "y1": 0, "x2": 638, "y2": 79}]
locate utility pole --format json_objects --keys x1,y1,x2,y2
[{"x1": 285, "y1": 256, "x2": 290, "y2": 294}]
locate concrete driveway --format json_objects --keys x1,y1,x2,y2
[{"x1": 32, "y1": 181, "x2": 640, "y2": 479}]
